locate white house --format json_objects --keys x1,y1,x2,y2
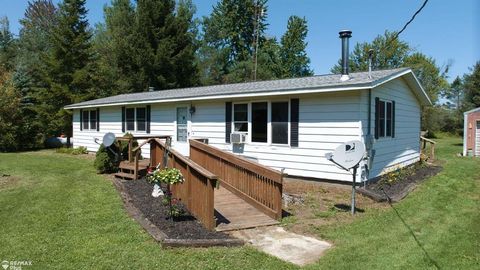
[{"x1": 65, "y1": 66, "x2": 430, "y2": 183}]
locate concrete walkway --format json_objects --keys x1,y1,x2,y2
[{"x1": 230, "y1": 226, "x2": 332, "y2": 266}]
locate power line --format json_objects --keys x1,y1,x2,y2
[{"x1": 378, "y1": 0, "x2": 429, "y2": 56}]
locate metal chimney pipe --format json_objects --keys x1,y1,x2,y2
[{"x1": 339, "y1": 30, "x2": 352, "y2": 81}]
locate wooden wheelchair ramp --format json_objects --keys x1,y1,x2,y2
[{"x1": 214, "y1": 186, "x2": 279, "y2": 231}]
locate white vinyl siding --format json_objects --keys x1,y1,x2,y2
[
  {"x1": 72, "y1": 76, "x2": 423, "y2": 183},
  {"x1": 362, "y1": 78, "x2": 421, "y2": 177}
]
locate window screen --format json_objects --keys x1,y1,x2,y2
[
  {"x1": 271, "y1": 102, "x2": 288, "y2": 144},
  {"x1": 126, "y1": 108, "x2": 135, "y2": 131},
  {"x1": 386, "y1": 102, "x2": 392, "y2": 137},
  {"x1": 233, "y1": 104, "x2": 248, "y2": 132},
  {"x1": 82, "y1": 110, "x2": 89, "y2": 130},
  {"x1": 90, "y1": 110, "x2": 97, "y2": 131},
  {"x1": 136, "y1": 108, "x2": 146, "y2": 131},
  {"x1": 252, "y1": 102, "x2": 267, "y2": 142},
  {"x1": 378, "y1": 100, "x2": 386, "y2": 137}
]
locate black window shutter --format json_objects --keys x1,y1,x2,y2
[
  {"x1": 96, "y1": 108, "x2": 100, "y2": 131},
  {"x1": 391, "y1": 101, "x2": 395, "y2": 138},
  {"x1": 121, "y1": 106, "x2": 126, "y2": 133},
  {"x1": 80, "y1": 109, "x2": 83, "y2": 131},
  {"x1": 225, "y1": 102, "x2": 232, "y2": 143},
  {"x1": 146, "y1": 105, "x2": 151, "y2": 134},
  {"x1": 374, "y1": 97, "x2": 380, "y2": 139},
  {"x1": 290, "y1": 98, "x2": 299, "y2": 147}
]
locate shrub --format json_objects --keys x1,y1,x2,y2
[
  {"x1": 119, "y1": 133, "x2": 140, "y2": 160},
  {"x1": 94, "y1": 144, "x2": 118, "y2": 173},
  {"x1": 56, "y1": 146, "x2": 88, "y2": 155}
]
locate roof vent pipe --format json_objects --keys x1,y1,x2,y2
[
  {"x1": 339, "y1": 30, "x2": 352, "y2": 81},
  {"x1": 368, "y1": 49, "x2": 374, "y2": 79}
]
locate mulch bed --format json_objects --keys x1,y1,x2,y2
[
  {"x1": 359, "y1": 163, "x2": 443, "y2": 202},
  {"x1": 120, "y1": 178, "x2": 232, "y2": 240}
]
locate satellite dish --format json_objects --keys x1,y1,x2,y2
[
  {"x1": 327, "y1": 140, "x2": 365, "y2": 170},
  {"x1": 102, "y1": 132, "x2": 116, "y2": 147},
  {"x1": 325, "y1": 140, "x2": 366, "y2": 215}
]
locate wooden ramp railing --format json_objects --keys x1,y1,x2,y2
[
  {"x1": 150, "y1": 139, "x2": 218, "y2": 230},
  {"x1": 420, "y1": 136, "x2": 436, "y2": 161},
  {"x1": 189, "y1": 139, "x2": 284, "y2": 220}
]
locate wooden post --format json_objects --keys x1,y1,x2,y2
[
  {"x1": 128, "y1": 139, "x2": 133, "y2": 163},
  {"x1": 134, "y1": 151, "x2": 139, "y2": 180},
  {"x1": 431, "y1": 143, "x2": 435, "y2": 161}
]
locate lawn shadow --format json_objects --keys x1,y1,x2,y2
[
  {"x1": 384, "y1": 193, "x2": 441, "y2": 269},
  {"x1": 452, "y1": 143, "x2": 463, "y2": 146},
  {"x1": 334, "y1": 203, "x2": 365, "y2": 213}
]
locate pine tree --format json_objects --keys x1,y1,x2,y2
[
  {"x1": 463, "y1": 61, "x2": 480, "y2": 109},
  {"x1": 279, "y1": 16, "x2": 312, "y2": 78},
  {"x1": 39, "y1": 0, "x2": 94, "y2": 137},
  {"x1": 0, "y1": 17, "x2": 16, "y2": 71},
  {"x1": 133, "y1": 0, "x2": 198, "y2": 91},
  {"x1": 14, "y1": 0, "x2": 57, "y2": 149},
  {"x1": 98, "y1": 0, "x2": 137, "y2": 94}
]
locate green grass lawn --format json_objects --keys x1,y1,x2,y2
[{"x1": 0, "y1": 135, "x2": 478, "y2": 269}]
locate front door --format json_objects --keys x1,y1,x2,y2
[{"x1": 175, "y1": 107, "x2": 190, "y2": 156}]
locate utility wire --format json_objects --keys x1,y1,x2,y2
[{"x1": 377, "y1": 0, "x2": 429, "y2": 57}]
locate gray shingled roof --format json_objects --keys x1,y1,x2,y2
[{"x1": 65, "y1": 68, "x2": 411, "y2": 109}]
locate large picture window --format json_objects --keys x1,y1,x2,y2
[
  {"x1": 271, "y1": 102, "x2": 289, "y2": 144},
  {"x1": 233, "y1": 104, "x2": 248, "y2": 132},
  {"x1": 230, "y1": 101, "x2": 291, "y2": 145},
  {"x1": 252, "y1": 102, "x2": 268, "y2": 143}
]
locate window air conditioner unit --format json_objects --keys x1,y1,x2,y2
[{"x1": 230, "y1": 132, "x2": 247, "y2": 144}]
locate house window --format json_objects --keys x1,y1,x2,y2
[
  {"x1": 136, "y1": 108, "x2": 146, "y2": 132},
  {"x1": 82, "y1": 110, "x2": 89, "y2": 130},
  {"x1": 126, "y1": 108, "x2": 135, "y2": 131},
  {"x1": 378, "y1": 99, "x2": 394, "y2": 138},
  {"x1": 125, "y1": 107, "x2": 147, "y2": 132},
  {"x1": 90, "y1": 110, "x2": 97, "y2": 130},
  {"x1": 252, "y1": 102, "x2": 268, "y2": 143},
  {"x1": 233, "y1": 104, "x2": 248, "y2": 132},
  {"x1": 271, "y1": 102, "x2": 289, "y2": 144},
  {"x1": 81, "y1": 109, "x2": 98, "y2": 130}
]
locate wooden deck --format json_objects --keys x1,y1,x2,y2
[{"x1": 214, "y1": 186, "x2": 279, "y2": 232}]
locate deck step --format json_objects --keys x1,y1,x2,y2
[
  {"x1": 119, "y1": 161, "x2": 149, "y2": 170},
  {"x1": 114, "y1": 172, "x2": 136, "y2": 180}
]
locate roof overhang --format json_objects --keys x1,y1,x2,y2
[
  {"x1": 464, "y1": 107, "x2": 480, "y2": 115},
  {"x1": 64, "y1": 68, "x2": 432, "y2": 109}
]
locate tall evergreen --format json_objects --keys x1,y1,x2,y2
[
  {"x1": 463, "y1": 61, "x2": 480, "y2": 109},
  {"x1": 40, "y1": 0, "x2": 94, "y2": 137},
  {"x1": 279, "y1": 16, "x2": 312, "y2": 78},
  {"x1": 0, "y1": 17, "x2": 16, "y2": 71},
  {"x1": 133, "y1": 0, "x2": 198, "y2": 91},
  {"x1": 96, "y1": 0, "x2": 137, "y2": 94}
]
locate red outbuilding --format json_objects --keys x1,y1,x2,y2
[{"x1": 463, "y1": 107, "x2": 480, "y2": 157}]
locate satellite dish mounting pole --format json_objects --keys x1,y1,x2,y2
[{"x1": 351, "y1": 164, "x2": 358, "y2": 215}]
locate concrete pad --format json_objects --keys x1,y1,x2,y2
[{"x1": 230, "y1": 226, "x2": 332, "y2": 266}]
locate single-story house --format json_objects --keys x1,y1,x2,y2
[
  {"x1": 65, "y1": 66, "x2": 430, "y2": 183},
  {"x1": 463, "y1": 107, "x2": 480, "y2": 157}
]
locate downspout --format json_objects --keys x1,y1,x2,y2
[{"x1": 364, "y1": 49, "x2": 374, "y2": 186}]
